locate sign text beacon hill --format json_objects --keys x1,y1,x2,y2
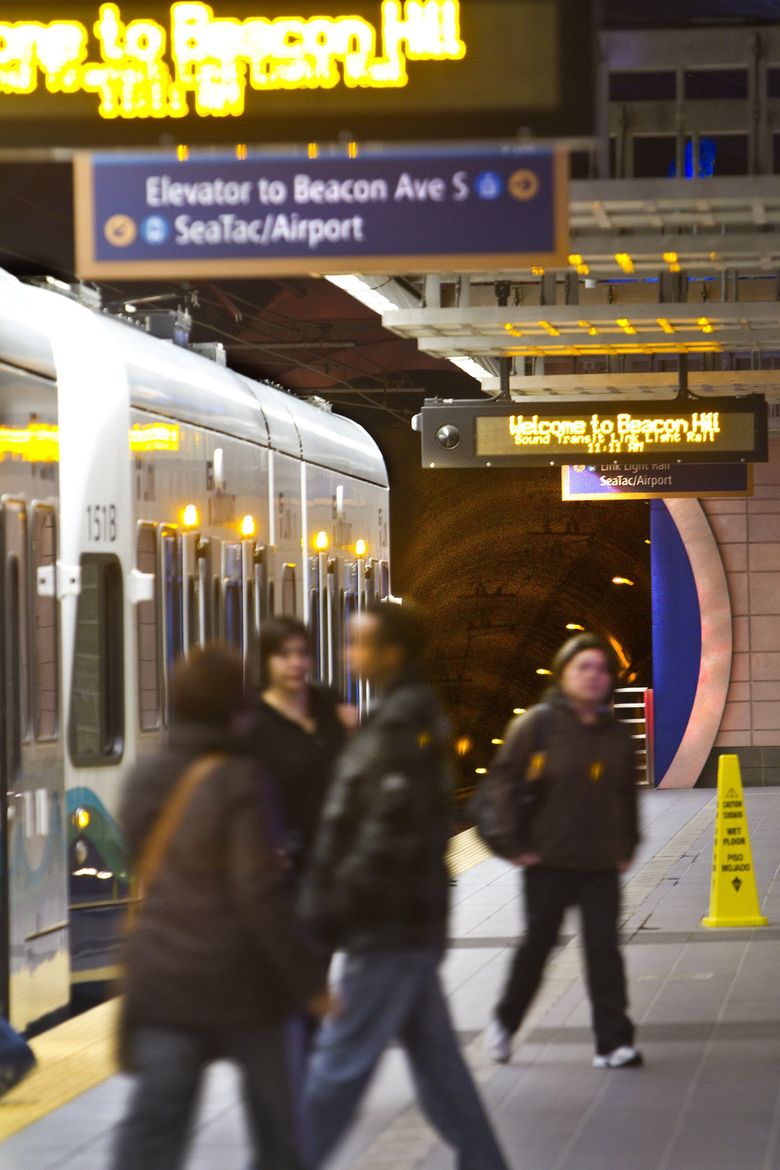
[{"x1": 0, "y1": 1, "x2": 466, "y2": 120}]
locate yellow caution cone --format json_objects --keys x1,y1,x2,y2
[{"x1": 702, "y1": 754, "x2": 768, "y2": 928}]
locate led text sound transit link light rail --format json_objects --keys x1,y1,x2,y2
[
  {"x1": 0, "y1": 1, "x2": 465, "y2": 120},
  {"x1": 417, "y1": 397, "x2": 769, "y2": 468}
]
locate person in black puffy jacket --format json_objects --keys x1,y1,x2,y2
[{"x1": 300, "y1": 603, "x2": 509, "y2": 1170}]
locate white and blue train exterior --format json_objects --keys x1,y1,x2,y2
[{"x1": 0, "y1": 268, "x2": 389, "y2": 1031}]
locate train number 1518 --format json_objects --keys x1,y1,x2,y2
[{"x1": 86, "y1": 504, "x2": 118, "y2": 543}]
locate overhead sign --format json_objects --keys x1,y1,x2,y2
[
  {"x1": 562, "y1": 461, "x2": 753, "y2": 501},
  {"x1": 0, "y1": 1, "x2": 594, "y2": 147},
  {"x1": 74, "y1": 146, "x2": 569, "y2": 277},
  {"x1": 419, "y1": 397, "x2": 769, "y2": 468},
  {"x1": 0, "y1": 1, "x2": 465, "y2": 120}
]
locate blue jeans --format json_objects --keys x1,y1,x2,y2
[
  {"x1": 111, "y1": 1023, "x2": 305, "y2": 1170},
  {"x1": 302, "y1": 947, "x2": 509, "y2": 1170}
]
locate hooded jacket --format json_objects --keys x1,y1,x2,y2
[
  {"x1": 119, "y1": 722, "x2": 324, "y2": 1030},
  {"x1": 299, "y1": 673, "x2": 453, "y2": 952},
  {"x1": 483, "y1": 694, "x2": 640, "y2": 870}
]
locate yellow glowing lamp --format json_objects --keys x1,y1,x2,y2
[
  {"x1": 566, "y1": 622, "x2": 585, "y2": 631},
  {"x1": 182, "y1": 504, "x2": 200, "y2": 529},
  {"x1": 455, "y1": 736, "x2": 472, "y2": 757},
  {"x1": 536, "y1": 668, "x2": 553, "y2": 676},
  {"x1": 491, "y1": 738, "x2": 504, "y2": 745},
  {"x1": 74, "y1": 807, "x2": 91, "y2": 831},
  {"x1": 612, "y1": 576, "x2": 635, "y2": 587},
  {"x1": 355, "y1": 539, "x2": 368, "y2": 558},
  {"x1": 475, "y1": 767, "x2": 488, "y2": 775},
  {"x1": 240, "y1": 514, "x2": 257, "y2": 538},
  {"x1": 314, "y1": 530, "x2": 329, "y2": 552},
  {"x1": 513, "y1": 707, "x2": 526, "y2": 716}
]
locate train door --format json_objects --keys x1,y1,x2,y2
[{"x1": 1, "y1": 499, "x2": 68, "y2": 1029}]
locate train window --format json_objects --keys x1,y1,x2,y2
[
  {"x1": 195, "y1": 540, "x2": 213, "y2": 645},
  {"x1": 223, "y1": 543, "x2": 242, "y2": 651},
  {"x1": 282, "y1": 564, "x2": 297, "y2": 617},
  {"x1": 136, "y1": 524, "x2": 160, "y2": 733},
  {"x1": 4, "y1": 501, "x2": 30, "y2": 742},
  {"x1": 69, "y1": 555, "x2": 124, "y2": 765},
  {"x1": 341, "y1": 586, "x2": 358, "y2": 706},
  {"x1": 310, "y1": 585, "x2": 321, "y2": 677},
  {"x1": 32, "y1": 506, "x2": 59, "y2": 741},
  {"x1": 379, "y1": 560, "x2": 390, "y2": 601},
  {"x1": 161, "y1": 530, "x2": 183, "y2": 685}
]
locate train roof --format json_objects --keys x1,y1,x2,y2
[{"x1": 0, "y1": 269, "x2": 388, "y2": 488}]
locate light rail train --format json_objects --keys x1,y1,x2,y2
[{"x1": 0, "y1": 267, "x2": 390, "y2": 1032}]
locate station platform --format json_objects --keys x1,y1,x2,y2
[{"x1": 2, "y1": 787, "x2": 780, "y2": 1170}]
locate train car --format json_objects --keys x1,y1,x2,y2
[{"x1": 0, "y1": 268, "x2": 390, "y2": 1032}]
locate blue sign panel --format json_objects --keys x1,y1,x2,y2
[
  {"x1": 74, "y1": 146, "x2": 568, "y2": 278},
  {"x1": 562, "y1": 462, "x2": 752, "y2": 500}
]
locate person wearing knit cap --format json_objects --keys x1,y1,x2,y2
[{"x1": 480, "y1": 633, "x2": 642, "y2": 1070}]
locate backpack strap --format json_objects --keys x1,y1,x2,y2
[{"x1": 130, "y1": 753, "x2": 223, "y2": 922}]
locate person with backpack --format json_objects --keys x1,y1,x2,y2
[
  {"x1": 479, "y1": 633, "x2": 642, "y2": 1070},
  {"x1": 111, "y1": 646, "x2": 330, "y2": 1170}
]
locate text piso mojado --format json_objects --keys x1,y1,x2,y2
[{"x1": 142, "y1": 169, "x2": 472, "y2": 249}]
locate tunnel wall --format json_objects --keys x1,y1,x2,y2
[{"x1": 698, "y1": 437, "x2": 780, "y2": 786}]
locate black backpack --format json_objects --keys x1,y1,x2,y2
[{"x1": 472, "y1": 703, "x2": 553, "y2": 856}]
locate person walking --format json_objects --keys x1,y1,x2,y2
[
  {"x1": 111, "y1": 646, "x2": 329, "y2": 1170},
  {"x1": 300, "y1": 602, "x2": 510, "y2": 1170},
  {"x1": 480, "y1": 632, "x2": 642, "y2": 1070},
  {"x1": 245, "y1": 617, "x2": 348, "y2": 879}
]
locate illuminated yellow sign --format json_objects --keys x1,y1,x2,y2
[
  {"x1": 0, "y1": 1, "x2": 466, "y2": 119},
  {"x1": 0, "y1": 422, "x2": 180, "y2": 462},
  {"x1": 504, "y1": 411, "x2": 724, "y2": 456},
  {"x1": 0, "y1": 424, "x2": 60, "y2": 463},
  {"x1": 479, "y1": 410, "x2": 749, "y2": 460},
  {"x1": 129, "y1": 422, "x2": 181, "y2": 451},
  {"x1": 420, "y1": 397, "x2": 768, "y2": 468}
]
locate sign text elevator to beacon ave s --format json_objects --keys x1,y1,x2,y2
[{"x1": 418, "y1": 397, "x2": 769, "y2": 469}]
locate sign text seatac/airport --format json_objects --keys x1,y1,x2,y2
[
  {"x1": 561, "y1": 462, "x2": 752, "y2": 501},
  {"x1": 419, "y1": 398, "x2": 769, "y2": 468},
  {"x1": 74, "y1": 146, "x2": 568, "y2": 278}
]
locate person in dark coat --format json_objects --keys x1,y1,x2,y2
[
  {"x1": 482, "y1": 633, "x2": 642, "y2": 1070},
  {"x1": 111, "y1": 646, "x2": 329, "y2": 1170},
  {"x1": 299, "y1": 603, "x2": 510, "y2": 1170},
  {"x1": 244, "y1": 617, "x2": 348, "y2": 879}
]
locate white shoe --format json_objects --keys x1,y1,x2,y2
[
  {"x1": 485, "y1": 1018, "x2": 513, "y2": 1064},
  {"x1": 593, "y1": 1045, "x2": 643, "y2": 1069}
]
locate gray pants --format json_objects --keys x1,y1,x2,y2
[
  {"x1": 111, "y1": 1022, "x2": 304, "y2": 1170},
  {"x1": 302, "y1": 947, "x2": 509, "y2": 1170}
]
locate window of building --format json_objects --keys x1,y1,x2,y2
[
  {"x1": 609, "y1": 71, "x2": 676, "y2": 101},
  {"x1": 69, "y1": 555, "x2": 124, "y2": 764},
  {"x1": 685, "y1": 69, "x2": 748, "y2": 100},
  {"x1": 633, "y1": 135, "x2": 678, "y2": 178}
]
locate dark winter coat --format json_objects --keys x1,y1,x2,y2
[
  {"x1": 243, "y1": 687, "x2": 346, "y2": 875},
  {"x1": 119, "y1": 723, "x2": 324, "y2": 1031},
  {"x1": 482, "y1": 696, "x2": 640, "y2": 870},
  {"x1": 299, "y1": 673, "x2": 454, "y2": 952}
]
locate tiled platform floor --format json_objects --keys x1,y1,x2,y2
[{"x1": 3, "y1": 787, "x2": 780, "y2": 1170}]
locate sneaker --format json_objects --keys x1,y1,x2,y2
[
  {"x1": 485, "y1": 1018, "x2": 513, "y2": 1064},
  {"x1": 593, "y1": 1046, "x2": 643, "y2": 1069},
  {"x1": 0, "y1": 1049, "x2": 36, "y2": 1098}
]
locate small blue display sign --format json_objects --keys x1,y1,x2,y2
[
  {"x1": 74, "y1": 145, "x2": 568, "y2": 279},
  {"x1": 562, "y1": 461, "x2": 752, "y2": 501}
]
